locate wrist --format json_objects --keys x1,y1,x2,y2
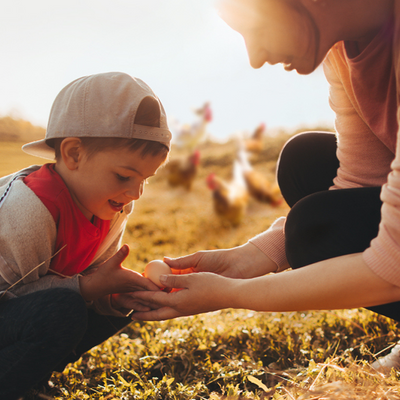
[
  {"x1": 79, "y1": 274, "x2": 101, "y2": 302},
  {"x1": 218, "y1": 276, "x2": 244, "y2": 309},
  {"x1": 240, "y1": 242, "x2": 278, "y2": 276},
  {"x1": 230, "y1": 276, "x2": 269, "y2": 311}
]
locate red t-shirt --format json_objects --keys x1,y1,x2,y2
[{"x1": 24, "y1": 164, "x2": 110, "y2": 276}]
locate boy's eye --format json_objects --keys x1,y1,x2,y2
[{"x1": 116, "y1": 174, "x2": 130, "y2": 182}]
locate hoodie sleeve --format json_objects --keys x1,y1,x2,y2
[
  {"x1": 248, "y1": 217, "x2": 289, "y2": 272},
  {"x1": 0, "y1": 179, "x2": 81, "y2": 299}
]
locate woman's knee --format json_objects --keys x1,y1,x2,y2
[
  {"x1": 285, "y1": 187, "x2": 382, "y2": 269},
  {"x1": 277, "y1": 131, "x2": 339, "y2": 207},
  {"x1": 285, "y1": 194, "x2": 328, "y2": 268}
]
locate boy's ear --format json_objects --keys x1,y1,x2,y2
[{"x1": 59, "y1": 138, "x2": 84, "y2": 170}]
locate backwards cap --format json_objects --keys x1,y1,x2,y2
[{"x1": 22, "y1": 72, "x2": 172, "y2": 159}]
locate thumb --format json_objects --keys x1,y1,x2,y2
[
  {"x1": 164, "y1": 254, "x2": 195, "y2": 270},
  {"x1": 159, "y1": 273, "x2": 188, "y2": 289},
  {"x1": 113, "y1": 244, "x2": 130, "y2": 264}
]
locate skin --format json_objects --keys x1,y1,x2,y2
[
  {"x1": 55, "y1": 138, "x2": 166, "y2": 308},
  {"x1": 217, "y1": 0, "x2": 394, "y2": 74},
  {"x1": 119, "y1": 0, "x2": 400, "y2": 321}
]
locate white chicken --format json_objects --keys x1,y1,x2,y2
[
  {"x1": 170, "y1": 102, "x2": 212, "y2": 151},
  {"x1": 237, "y1": 149, "x2": 283, "y2": 206},
  {"x1": 206, "y1": 160, "x2": 249, "y2": 226}
]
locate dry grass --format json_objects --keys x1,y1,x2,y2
[
  {"x1": 0, "y1": 141, "x2": 49, "y2": 177},
  {"x1": 2, "y1": 131, "x2": 400, "y2": 399}
]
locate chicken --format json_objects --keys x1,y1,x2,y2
[
  {"x1": 237, "y1": 149, "x2": 283, "y2": 206},
  {"x1": 170, "y1": 102, "x2": 212, "y2": 151},
  {"x1": 206, "y1": 161, "x2": 249, "y2": 226},
  {"x1": 244, "y1": 122, "x2": 266, "y2": 153},
  {"x1": 166, "y1": 150, "x2": 200, "y2": 190}
]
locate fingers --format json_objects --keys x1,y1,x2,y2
[
  {"x1": 131, "y1": 289, "x2": 174, "y2": 305},
  {"x1": 164, "y1": 253, "x2": 197, "y2": 270},
  {"x1": 159, "y1": 273, "x2": 189, "y2": 289},
  {"x1": 115, "y1": 244, "x2": 130, "y2": 263},
  {"x1": 112, "y1": 293, "x2": 156, "y2": 311},
  {"x1": 102, "y1": 244, "x2": 130, "y2": 269},
  {"x1": 131, "y1": 307, "x2": 182, "y2": 321},
  {"x1": 129, "y1": 303, "x2": 152, "y2": 312},
  {"x1": 171, "y1": 267, "x2": 196, "y2": 275},
  {"x1": 128, "y1": 271, "x2": 161, "y2": 291}
]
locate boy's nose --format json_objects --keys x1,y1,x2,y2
[{"x1": 126, "y1": 182, "x2": 144, "y2": 200}]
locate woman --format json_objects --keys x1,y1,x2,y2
[{"x1": 129, "y1": 0, "x2": 400, "y2": 371}]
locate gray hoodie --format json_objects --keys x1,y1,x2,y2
[{"x1": 0, "y1": 165, "x2": 133, "y2": 316}]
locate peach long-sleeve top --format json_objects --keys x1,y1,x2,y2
[{"x1": 250, "y1": 12, "x2": 400, "y2": 287}]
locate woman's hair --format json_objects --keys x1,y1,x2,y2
[{"x1": 48, "y1": 96, "x2": 169, "y2": 161}]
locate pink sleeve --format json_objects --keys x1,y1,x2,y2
[
  {"x1": 248, "y1": 217, "x2": 288, "y2": 272},
  {"x1": 323, "y1": 47, "x2": 393, "y2": 189},
  {"x1": 363, "y1": 163, "x2": 400, "y2": 286},
  {"x1": 363, "y1": 6, "x2": 400, "y2": 286}
]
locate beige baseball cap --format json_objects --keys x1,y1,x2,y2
[{"x1": 22, "y1": 72, "x2": 172, "y2": 160}]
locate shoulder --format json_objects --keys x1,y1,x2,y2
[
  {"x1": 323, "y1": 42, "x2": 351, "y2": 88},
  {"x1": 323, "y1": 42, "x2": 347, "y2": 72},
  {"x1": 0, "y1": 175, "x2": 56, "y2": 233},
  {"x1": 0, "y1": 177, "x2": 57, "y2": 285},
  {"x1": 0, "y1": 165, "x2": 41, "y2": 193}
]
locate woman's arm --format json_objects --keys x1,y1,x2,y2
[
  {"x1": 165, "y1": 241, "x2": 278, "y2": 279},
  {"x1": 129, "y1": 252, "x2": 400, "y2": 321},
  {"x1": 361, "y1": 11, "x2": 400, "y2": 287}
]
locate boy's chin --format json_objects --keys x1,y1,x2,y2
[{"x1": 94, "y1": 210, "x2": 120, "y2": 221}]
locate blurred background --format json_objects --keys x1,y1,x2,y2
[{"x1": 0, "y1": 0, "x2": 334, "y2": 142}]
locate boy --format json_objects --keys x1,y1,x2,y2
[{"x1": 0, "y1": 72, "x2": 171, "y2": 399}]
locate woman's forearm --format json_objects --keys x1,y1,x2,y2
[{"x1": 231, "y1": 253, "x2": 400, "y2": 312}]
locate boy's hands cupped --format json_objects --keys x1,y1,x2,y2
[{"x1": 79, "y1": 245, "x2": 160, "y2": 302}]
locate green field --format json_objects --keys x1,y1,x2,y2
[{"x1": 2, "y1": 139, "x2": 400, "y2": 399}]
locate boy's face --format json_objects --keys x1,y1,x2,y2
[{"x1": 67, "y1": 146, "x2": 166, "y2": 221}]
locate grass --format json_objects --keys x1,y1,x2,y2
[{"x1": 1, "y1": 135, "x2": 400, "y2": 399}]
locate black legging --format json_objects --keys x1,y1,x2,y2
[{"x1": 277, "y1": 131, "x2": 400, "y2": 322}]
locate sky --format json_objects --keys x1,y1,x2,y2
[{"x1": 0, "y1": 0, "x2": 335, "y2": 142}]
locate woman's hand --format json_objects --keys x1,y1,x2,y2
[
  {"x1": 165, "y1": 242, "x2": 277, "y2": 279},
  {"x1": 111, "y1": 292, "x2": 156, "y2": 315},
  {"x1": 128, "y1": 272, "x2": 241, "y2": 321},
  {"x1": 79, "y1": 245, "x2": 160, "y2": 302}
]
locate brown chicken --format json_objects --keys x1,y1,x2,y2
[
  {"x1": 237, "y1": 149, "x2": 283, "y2": 206},
  {"x1": 244, "y1": 122, "x2": 266, "y2": 153},
  {"x1": 166, "y1": 150, "x2": 200, "y2": 190},
  {"x1": 206, "y1": 161, "x2": 249, "y2": 226}
]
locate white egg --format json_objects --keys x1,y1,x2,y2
[{"x1": 144, "y1": 260, "x2": 172, "y2": 288}]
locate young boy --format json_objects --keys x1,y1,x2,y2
[{"x1": 0, "y1": 72, "x2": 171, "y2": 399}]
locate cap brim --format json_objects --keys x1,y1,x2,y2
[{"x1": 22, "y1": 139, "x2": 56, "y2": 160}]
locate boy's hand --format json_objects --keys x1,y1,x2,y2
[
  {"x1": 79, "y1": 245, "x2": 160, "y2": 302},
  {"x1": 111, "y1": 293, "x2": 156, "y2": 314}
]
